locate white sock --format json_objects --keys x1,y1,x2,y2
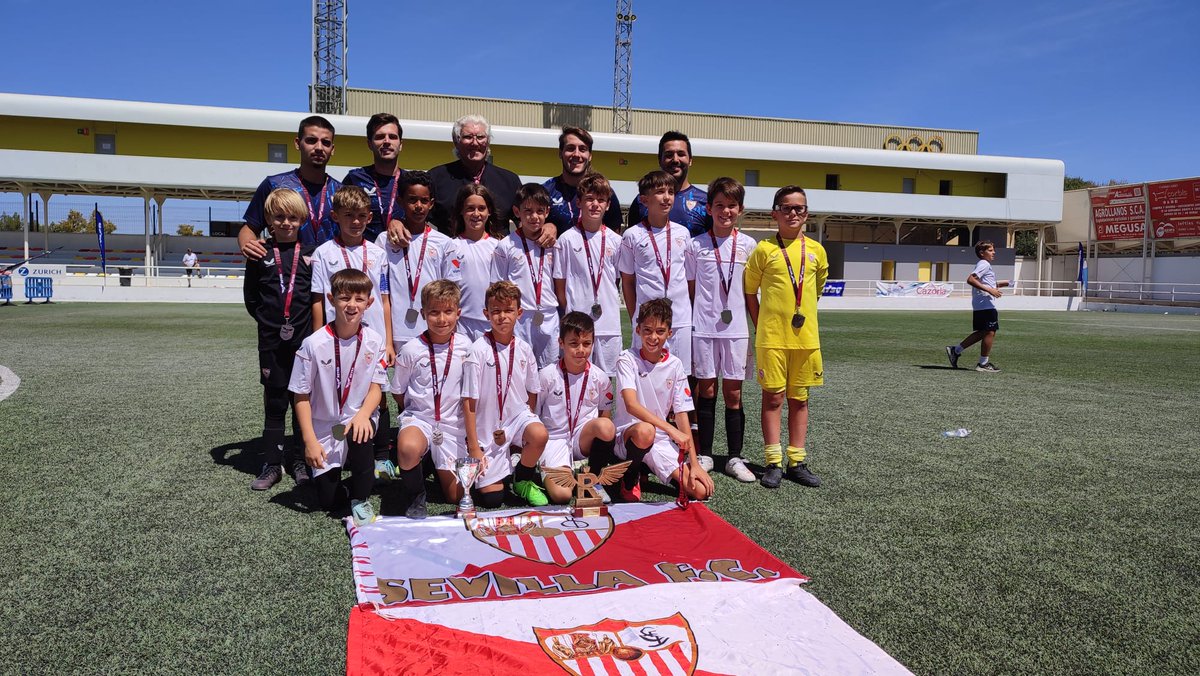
[{"x1": 979, "y1": 356, "x2": 989, "y2": 365}]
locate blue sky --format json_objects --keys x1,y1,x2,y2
[{"x1": 2, "y1": 0, "x2": 1197, "y2": 221}]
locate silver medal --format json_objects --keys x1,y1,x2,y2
[
  {"x1": 591, "y1": 303, "x2": 602, "y2": 318},
  {"x1": 532, "y1": 312, "x2": 543, "y2": 326},
  {"x1": 332, "y1": 424, "x2": 347, "y2": 441},
  {"x1": 720, "y1": 309, "x2": 733, "y2": 324},
  {"x1": 279, "y1": 322, "x2": 294, "y2": 340},
  {"x1": 432, "y1": 427, "x2": 443, "y2": 445},
  {"x1": 405, "y1": 308, "x2": 419, "y2": 324}
]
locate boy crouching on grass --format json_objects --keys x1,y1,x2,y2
[
  {"x1": 613, "y1": 299, "x2": 714, "y2": 503},
  {"x1": 390, "y1": 280, "x2": 473, "y2": 519},
  {"x1": 463, "y1": 281, "x2": 551, "y2": 507},
  {"x1": 536, "y1": 311, "x2": 618, "y2": 504},
  {"x1": 244, "y1": 188, "x2": 317, "y2": 491},
  {"x1": 289, "y1": 269, "x2": 389, "y2": 526}
]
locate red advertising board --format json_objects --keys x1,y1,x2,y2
[
  {"x1": 1091, "y1": 185, "x2": 1146, "y2": 241},
  {"x1": 1147, "y1": 177, "x2": 1200, "y2": 239}
]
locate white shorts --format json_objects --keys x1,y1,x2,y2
[
  {"x1": 458, "y1": 316, "x2": 490, "y2": 343},
  {"x1": 516, "y1": 310, "x2": 560, "y2": 369},
  {"x1": 476, "y1": 408, "x2": 542, "y2": 488},
  {"x1": 591, "y1": 335, "x2": 621, "y2": 373},
  {"x1": 540, "y1": 428, "x2": 585, "y2": 469},
  {"x1": 397, "y1": 415, "x2": 466, "y2": 472},
  {"x1": 632, "y1": 325, "x2": 692, "y2": 376},
  {"x1": 615, "y1": 424, "x2": 683, "y2": 485},
  {"x1": 691, "y1": 336, "x2": 750, "y2": 380}
]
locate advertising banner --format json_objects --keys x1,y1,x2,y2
[
  {"x1": 875, "y1": 282, "x2": 953, "y2": 297},
  {"x1": 1147, "y1": 178, "x2": 1200, "y2": 239},
  {"x1": 1090, "y1": 185, "x2": 1146, "y2": 241},
  {"x1": 822, "y1": 281, "x2": 846, "y2": 297}
]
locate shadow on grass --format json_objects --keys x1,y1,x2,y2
[
  {"x1": 210, "y1": 438, "x2": 265, "y2": 476},
  {"x1": 915, "y1": 364, "x2": 963, "y2": 370}
]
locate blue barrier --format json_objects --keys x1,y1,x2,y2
[
  {"x1": 822, "y1": 281, "x2": 846, "y2": 297},
  {"x1": 24, "y1": 276, "x2": 53, "y2": 303},
  {"x1": 0, "y1": 275, "x2": 12, "y2": 304}
]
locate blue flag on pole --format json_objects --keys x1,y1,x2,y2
[
  {"x1": 1076, "y1": 242, "x2": 1087, "y2": 289},
  {"x1": 94, "y1": 203, "x2": 107, "y2": 275}
]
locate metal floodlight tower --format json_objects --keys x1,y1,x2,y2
[
  {"x1": 612, "y1": 3, "x2": 636, "y2": 134},
  {"x1": 311, "y1": 0, "x2": 348, "y2": 115}
]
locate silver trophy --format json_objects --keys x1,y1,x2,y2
[{"x1": 453, "y1": 457, "x2": 483, "y2": 518}]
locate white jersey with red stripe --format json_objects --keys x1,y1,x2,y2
[
  {"x1": 390, "y1": 333, "x2": 472, "y2": 432},
  {"x1": 613, "y1": 348, "x2": 694, "y2": 437},
  {"x1": 616, "y1": 221, "x2": 693, "y2": 328},
  {"x1": 553, "y1": 225, "x2": 623, "y2": 337},
  {"x1": 443, "y1": 235, "x2": 499, "y2": 323},
  {"x1": 687, "y1": 229, "x2": 754, "y2": 338},
  {"x1": 491, "y1": 232, "x2": 558, "y2": 316},
  {"x1": 462, "y1": 334, "x2": 541, "y2": 443},
  {"x1": 536, "y1": 362, "x2": 613, "y2": 440},
  {"x1": 375, "y1": 229, "x2": 453, "y2": 342},
  {"x1": 311, "y1": 238, "x2": 389, "y2": 334}
]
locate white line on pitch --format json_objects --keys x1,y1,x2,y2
[{"x1": 1005, "y1": 318, "x2": 1200, "y2": 333}]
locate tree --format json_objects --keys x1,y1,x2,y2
[
  {"x1": 1064, "y1": 176, "x2": 1099, "y2": 191},
  {"x1": 50, "y1": 209, "x2": 116, "y2": 234},
  {"x1": 176, "y1": 224, "x2": 204, "y2": 236},
  {"x1": 0, "y1": 212, "x2": 22, "y2": 231}
]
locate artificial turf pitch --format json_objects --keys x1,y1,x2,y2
[{"x1": 1, "y1": 304, "x2": 1198, "y2": 674}]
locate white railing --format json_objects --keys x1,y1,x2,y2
[{"x1": 1083, "y1": 281, "x2": 1200, "y2": 304}]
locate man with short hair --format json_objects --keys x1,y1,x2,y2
[
  {"x1": 627, "y1": 130, "x2": 708, "y2": 236},
  {"x1": 427, "y1": 114, "x2": 523, "y2": 237},
  {"x1": 238, "y1": 116, "x2": 341, "y2": 260},
  {"x1": 543, "y1": 126, "x2": 623, "y2": 236},
  {"x1": 343, "y1": 112, "x2": 409, "y2": 244}
]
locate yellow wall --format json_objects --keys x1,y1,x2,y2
[{"x1": 1, "y1": 116, "x2": 1005, "y2": 198}]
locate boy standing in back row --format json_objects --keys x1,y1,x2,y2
[
  {"x1": 945, "y1": 240, "x2": 1009, "y2": 373},
  {"x1": 744, "y1": 186, "x2": 828, "y2": 489}
]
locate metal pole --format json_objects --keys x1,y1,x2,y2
[
  {"x1": 1140, "y1": 184, "x2": 1150, "y2": 300},
  {"x1": 1085, "y1": 189, "x2": 1094, "y2": 300},
  {"x1": 1036, "y1": 225, "x2": 1045, "y2": 297},
  {"x1": 144, "y1": 194, "x2": 152, "y2": 278}
]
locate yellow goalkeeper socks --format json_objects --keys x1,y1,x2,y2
[
  {"x1": 764, "y1": 443, "x2": 783, "y2": 467},
  {"x1": 787, "y1": 446, "x2": 806, "y2": 464}
]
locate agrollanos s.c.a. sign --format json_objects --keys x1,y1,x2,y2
[{"x1": 1091, "y1": 185, "x2": 1146, "y2": 241}]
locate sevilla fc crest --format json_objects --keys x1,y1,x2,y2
[
  {"x1": 468, "y1": 511, "x2": 612, "y2": 567},
  {"x1": 535, "y1": 613, "x2": 697, "y2": 675}
]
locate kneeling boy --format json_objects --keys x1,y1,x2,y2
[
  {"x1": 290, "y1": 269, "x2": 389, "y2": 526},
  {"x1": 390, "y1": 280, "x2": 473, "y2": 518},
  {"x1": 536, "y1": 312, "x2": 617, "y2": 504},
  {"x1": 613, "y1": 299, "x2": 714, "y2": 502},
  {"x1": 463, "y1": 281, "x2": 550, "y2": 507}
]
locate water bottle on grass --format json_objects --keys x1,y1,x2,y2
[{"x1": 941, "y1": 428, "x2": 971, "y2": 438}]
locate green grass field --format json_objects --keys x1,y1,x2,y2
[{"x1": 1, "y1": 304, "x2": 1198, "y2": 674}]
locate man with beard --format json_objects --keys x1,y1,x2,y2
[
  {"x1": 238, "y1": 116, "x2": 341, "y2": 260},
  {"x1": 543, "y1": 126, "x2": 623, "y2": 236},
  {"x1": 427, "y1": 114, "x2": 523, "y2": 238},
  {"x1": 626, "y1": 131, "x2": 708, "y2": 236},
  {"x1": 343, "y1": 112, "x2": 409, "y2": 244}
]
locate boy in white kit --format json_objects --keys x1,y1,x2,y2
[
  {"x1": 553, "y1": 173, "x2": 623, "y2": 373},
  {"x1": 444, "y1": 184, "x2": 500, "y2": 342},
  {"x1": 390, "y1": 280, "x2": 473, "y2": 519},
  {"x1": 492, "y1": 183, "x2": 559, "y2": 368},
  {"x1": 290, "y1": 269, "x2": 389, "y2": 526},
  {"x1": 536, "y1": 311, "x2": 618, "y2": 505},
  {"x1": 376, "y1": 171, "x2": 453, "y2": 351},
  {"x1": 688, "y1": 177, "x2": 757, "y2": 482},
  {"x1": 618, "y1": 170, "x2": 695, "y2": 374},
  {"x1": 463, "y1": 281, "x2": 551, "y2": 507},
  {"x1": 614, "y1": 299, "x2": 714, "y2": 503}
]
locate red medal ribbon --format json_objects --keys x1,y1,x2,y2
[
  {"x1": 642, "y1": 221, "x2": 672, "y2": 287},
  {"x1": 487, "y1": 332, "x2": 517, "y2": 418},
  {"x1": 336, "y1": 235, "x2": 370, "y2": 273},
  {"x1": 370, "y1": 168, "x2": 401, "y2": 227},
  {"x1": 403, "y1": 226, "x2": 432, "y2": 303},
  {"x1": 577, "y1": 224, "x2": 607, "y2": 305},
  {"x1": 517, "y1": 232, "x2": 546, "y2": 306},
  {"x1": 271, "y1": 241, "x2": 302, "y2": 323},
  {"x1": 329, "y1": 324, "x2": 364, "y2": 414},
  {"x1": 560, "y1": 360, "x2": 591, "y2": 436},
  {"x1": 422, "y1": 331, "x2": 455, "y2": 423},
  {"x1": 708, "y1": 228, "x2": 739, "y2": 308},
  {"x1": 775, "y1": 234, "x2": 808, "y2": 315},
  {"x1": 297, "y1": 170, "x2": 329, "y2": 230}
]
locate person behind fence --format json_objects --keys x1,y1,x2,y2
[
  {"x1": 289, "y1": 269, "x2": 389, "y2": 526},
  {"x1": 945, "y1": 240, "x2": 1009, "y2": 373},
  {"x1": 390, "y1": 280, "x2": 472, "y2": 519},
  {"x1": 743, "y1": 185, "x2": 828, "y2": 490},
  {"x1": 244, "y1": 189, "x2": 318, "y2": 490},
  {"x1": 182, "y1": 248, "x2": 199, "y2": 279}
]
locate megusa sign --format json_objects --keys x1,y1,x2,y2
[
  {"x1": 1091, "y1": 185, "x2": 1146, "y2": 241},
  {"x1": 1091, "y1": 178, "x2": 1200, "y2": 241}
]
